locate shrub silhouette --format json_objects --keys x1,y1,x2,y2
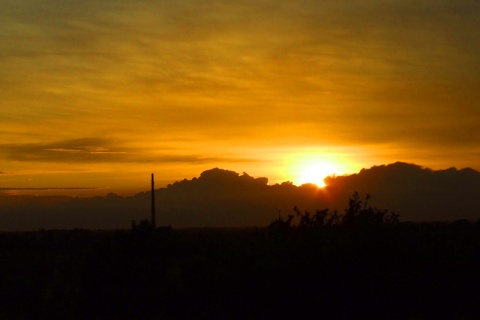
[
  {"x1": 268, "y1": 213, "x2": 294, "y2": 234},
  {"x1": 342, "y1": 191, "x2": 399, "y2": 229},
  {"x1": 294, "y1": 206, "x2": 340, "y2": 229},
  {"x1": 270, "y1": 191, "x2": 399, "y2": 231}
]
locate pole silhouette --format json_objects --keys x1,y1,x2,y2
[{"x1": 151, "y1": 173, "x2": 156, "y2": 228}]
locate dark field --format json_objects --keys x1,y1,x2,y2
[{"x1": 1, "y1": 222, "x2": 479, "y2": 319}]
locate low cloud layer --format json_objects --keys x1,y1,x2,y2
[{"x1": 1, "y1": 163, "x2": 479, "y2": 231}]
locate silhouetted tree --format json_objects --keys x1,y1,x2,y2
[
  {"x1": 268, "y1": 213, "x2": 294, "y2": 233},
  {"x1": 295, "y1": 206, "x2": 339, "y2": 229},
  {"x1": 272, "y1": 192, "x2": 399, "y2": 232},
  {"x1": 341, "y1": 191, "x2": 399, "y2": 229}
]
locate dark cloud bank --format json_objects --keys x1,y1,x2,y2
[{"x1": 1, "y1": 162, "x2": 479, "y2": 231}]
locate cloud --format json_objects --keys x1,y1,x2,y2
[
  {"x1": 0, "y1": 187, "x2": 99, "y2": 191},
  {"x1": 3, "y1": 163, "x2": 480, "y2": 230},
  {"x1": 0, "y1": 138, "x2": 127, "y2": 163},
  {"x1": 324, "y1": 162, "x2": 480, "y2": 220},
  {"x1": 0, "y1": 137, "x2": 259, "y2": 165}
]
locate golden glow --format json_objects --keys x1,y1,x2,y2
[
  {"x1": 1, "y1": 1, "x2": 479, "y2": 196},
  {"x1": 297, "y1": 163, "x2": 334, "y2": 187},
  {"x1": 286, "y1": 153, "x2": 351, "y2": 187}
]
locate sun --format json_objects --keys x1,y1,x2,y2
[
  {"x1": 297, "y1": 162, "x2": 337, "y2": 187},
  {"x1": 279, "y1": 150, "x2": 357, "y2": 188},
  {"x1": 285, "y1": 153, "x2": 349, "y2": 188}
]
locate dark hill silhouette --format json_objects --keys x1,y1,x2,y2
[{"x1": 1, "y1": 162, "x2": 479, "y2": 230}]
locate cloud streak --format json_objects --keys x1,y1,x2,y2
[
  {"x1": 0, "y1": 138, "x2": 259, "y2": 165},
  {"x1": 0, "y1": 187, "x2": 100, "y2": 191}
]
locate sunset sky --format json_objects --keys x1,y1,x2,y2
[{"x1": 1, "y1": 0, "x2": 479, "y2": 196}]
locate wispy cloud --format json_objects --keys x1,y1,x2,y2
[
  {"x1": 0, "y1": 187, "x2": 100, "y2": 191},
  {"x1": 0, "y1": 137, "x2": 259, "y2": 165},
  {"x1": 0, "y1": 138, "x2": 128, "y2": 163}
]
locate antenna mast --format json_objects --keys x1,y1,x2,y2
[{"x1": 151, "y1": 173, "x2": 156, "y2": 228}]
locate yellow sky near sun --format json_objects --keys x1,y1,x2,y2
[{"x1": 1, "y1": 0, "x2": 479, "y2": 195}]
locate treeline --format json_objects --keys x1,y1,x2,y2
[{"x1": 1, "y1": 197, "x2": 479, "y2": 319}]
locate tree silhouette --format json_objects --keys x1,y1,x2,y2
[
  {"x1": 342, "y1": 191, "x2": 399, "y2": 228},
  {"x1": 269, "y1": 191, "x2": 399, "y2": 231},
  {"x1": 268, "y1": 212, "x2": 294, "y2": 234}
]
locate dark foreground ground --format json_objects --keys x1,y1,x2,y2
[{"x1": 1, "y1": 222, "x2": 479, "y2": 319}]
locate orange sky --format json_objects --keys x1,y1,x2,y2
[{"x1": 1, "y1": 0, "x2": 479, "y2": 196}]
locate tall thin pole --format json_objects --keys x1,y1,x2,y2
[{"x1": 151, "y1": 173, "x2": 156, "y2": 228}]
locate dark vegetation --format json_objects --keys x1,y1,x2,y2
[{"x1": 1, "y1": 193, "x2": 480, "y2": 319}]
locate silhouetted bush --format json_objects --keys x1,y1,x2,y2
[
  {"x1": 269, "y1": 191, "x2": 399, "y2": 232},
  {"x1": 342, "y1": 191, "x2": 400, "y2": 228}
]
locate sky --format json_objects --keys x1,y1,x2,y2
[{"x1": 1, "y1": 0, "x2": 479, "y2": 196}]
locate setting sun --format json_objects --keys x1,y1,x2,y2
[
  {"x1": 285, "y1": 153, "x2": 351, "y2": 187},
  {"x1": 297, "y1": 163, "x2": 335, "y2": 187}
]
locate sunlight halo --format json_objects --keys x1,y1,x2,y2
[{"x1": 287, "y1": 154, "x2": 351, "y2": 188}]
